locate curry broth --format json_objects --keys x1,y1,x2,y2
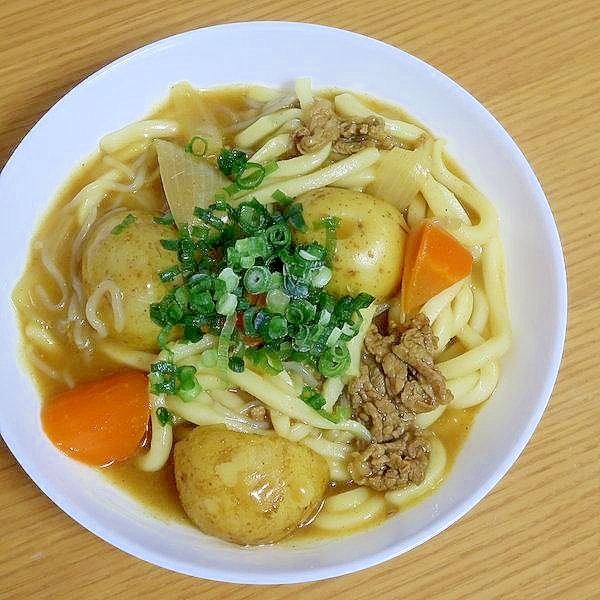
[
  {"x1": 14, "y1": 82, "x2": 486, "y2": 542},
  {"x1": 102, "y1": 403, "x2": 480, "y2": 541}
]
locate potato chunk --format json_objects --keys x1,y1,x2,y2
[
  {"x1": 173, "y1": 425, "x2": 329, "y2": 545},
  {"x1": 295, "y1": 187, "x2": 406, "y2": 299},
  {"x1": 82, "y1": 208, "x2": 176, "y2": 351}
]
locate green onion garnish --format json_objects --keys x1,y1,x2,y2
[
  {"x1": 111, "y1": 213, "x2": 136, "y2": 235},
  {"x1": 148, "y1": 190, "x2": 374, "y2": 384},
  {"x1": 185, "y1": 136, "x2": 208, "y2": 157}
]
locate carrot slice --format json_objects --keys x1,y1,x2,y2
[
  {"x1": 401, "y1": 219, "x2": 473, "y2": 315},
  {"x1": 41, "y1": 370, "x2": 150, "y2": 467}
]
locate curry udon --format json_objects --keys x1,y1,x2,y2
[{"x1": 12, "y1": 79, "x2": 510, "y2": 545}]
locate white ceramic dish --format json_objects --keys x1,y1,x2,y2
[{"x1": 0, "y1": 22, "x2": 567, "y2": 584}]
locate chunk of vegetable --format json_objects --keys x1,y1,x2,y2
[
  {"x1": 41, "y1": 371, "x2": 150, "y2": 467},
  {"x1": 295, "y1": 187, "x2": 407, "y2": 299},
  {"x1": 366, "y1": 145, "x2": 431, "y2": 210},
  {"x1": 173, "y1": 425, "x2": 329, "y2": 545},
  {"x1": 155, "y1": 139, "x2": 230, "y2": 227},
  {"x1": 401, "y1": 219, "x2": 473, "y2": 314},
  {"x1": 81, "y1": 208, "x2": 176, "y2": 351}
]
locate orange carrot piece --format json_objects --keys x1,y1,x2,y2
[
  {"x1": 41, "y1": 370, "x2": 150, "y2": 467},
  {"x1": 401, "y1": 219, "x2": 473, "y2": 315}
]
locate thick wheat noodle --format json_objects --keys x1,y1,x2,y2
[
  {"x1": 429, "y1": 142, "x2": 498, "y2": 246},
  {"x1": 431, "y1": 305, "x2": 456, "y2": 351},
  {"x1": 421, "y1": 279, "x2": 467, "y2": 324},
  {"x1": 35, "y1": 239, "x2": 69, "y2": 311},
  {"x1": 451, "y1": 361, "x2": 500, "y2": 409},
  {"x1": 25, "y1": 346, "x2": 65, "y2": 384},
  {"x1": 333, "y1": 92, "x2": 426, "y2": 143},
  {"x1": 385, "y1": 438, "x2": 447, "y2": 507},
  {"x1": 269, "y1": 143, "x2": 331, "y2": 178},
  {"x1": 84, "y1": 279, "x2": 125, "y2": 338},
  {"x1": 333, "y1": 167, "x2": 376, "y2": 190},
  {"x1": 432, "y1": 283, "x2": 476, "y2": 351},
  {"x1": 210, "y1": 389, "x2": 249, "y2": 412},
  {"x1": 456, "y1": 324, "x2": 486, "y2": 350},
  {"x1": 326, "y1": 486, "x2": 370, "y2": 511},
  {"x1": 415, "y1": 403, "x2": 447, "y2": 428},
  {"x1": 301, "y1": 436, "x2": 350, "y2": 461},
  {"x1": 452, "y1": 283, "x2": 475, "y2": 331},
  {"x1": 234, "y1": 108, "x2": 303, "y2": 148},
  {"x1": 99, "y1": 119, "x2": 179, "y2": 154},
  {"x1": 238, "y1": 147, "x2": 380, "y2": 205},
  {"x1": 468, "y1": 283, "x2": 490, "y2": 334},
  {"x1": 327, "y1": 459, "x2": 351, "y2": 482},
  {"x1": 102, "y1": 154, "x2": 136, "y2": 180},
  {"x1": 97, "y1": 340, "x2": 155, "y2": 371},
  {"x1": 137, "y1": 394, "x2": 173, "y2": 472},
  {"x1": 249, "y1": 133, "x2": 292, "y2": 163},
  {"x1": 24, "y1": 321, "x2": 58, "y2": 354},
  {"x1": 314, "y1": 493, "x2": 386, "y2": 531},
  {"x1": 287, "y1": 422, "x2": 313, "y2": 442},
  {"x1": 446, "y1": 371, "x2": 480, "y2": 402},
  {"x1": 406, "y1": 194, "x2": 428, "y2": 228},
  {"x1": 270, "y1": 409, "x2": 292, "y2": 439},
  {"x1": 421, "y1": 172, "x2": 471, "y2": 224},
  {"x1": 294, "y1": 76, "x2": 314, "y2": 109},
  {"x1": 65, "y1": 295, "x2": 91, "y2": 351}
]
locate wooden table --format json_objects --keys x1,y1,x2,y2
[{"x1": 1, "y1": 1, "x2": 598, "y2": 598}]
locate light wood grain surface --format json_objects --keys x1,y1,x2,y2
[{"x1": 1, "y1": 1, "x2": 598, "y2": 598}]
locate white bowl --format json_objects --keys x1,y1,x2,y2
[{"x1": 0, "y1": 22, "x2": 567, "y2": 584}]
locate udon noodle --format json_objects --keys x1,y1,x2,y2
[{"x1": 13, "y1": 79, "x2": 510, "y2": 544}]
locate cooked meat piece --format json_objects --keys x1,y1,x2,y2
[
  {"x1": 348, "y1": 429, "x2": 430, "y2": 491},
  {"x1": 292, "y1": 99, "x2": 398, "y2": 155},
  {"x1": 333, "y1": 116, "x2": 396, "y2": 154},
  {"x1": 292, "y1": 99, "x2": 340, "y2": 154},
  {"x1": 362, "y1": 313, "x2": 452, "y2": 413},
  {"x1": 345, "y1": 313, "x2": 451, "y2": 491},
  {"x1": 247, "y1": 402, "x2": 269, "y2": 423},
  {"x1": 351, "y1": 370, "x2": 415, "y2": 442}
]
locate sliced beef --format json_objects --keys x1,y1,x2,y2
[
  {"x1": 334, "y1": 116, "x2": 396, "y2": 154},
  {"x1": 348, "y1": 429, "x2": 430, "y2": 491},
  {"x1": 292, "y1": 99, "x2": 397, "y2": 155},
  {"x1": 292, "y1": 99, "x2": 340, "y2": 154},
  {"x1": 346, "y1": 313, "x2": 451, "y2": 491}
]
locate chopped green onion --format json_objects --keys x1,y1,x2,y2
[
  {"x1": 154, "y1": 213, "x2": 175, "y2": 226},
  {"x1": 111, "y1": 213, "x2": 136, "y2": 235},
  {"x1": 237, "y1": 199, "x2": 271, "y2": 234},
  {"x1": 228, "y1": 355, "x2": 245, "y2": 372},
  {"x1": 301, "y1": 385, "x2": 326, "y2": 410},
  {"x1": 246, "y1": 347, "x2": 283, "y2": 375},
  {"x1": 265, "y1": 288, "x2": 290, "y2": 314},
  {"x1": 216, "y1": 292, "x2": 237, "y2": 316},
  {"x1": 149, "y1": 189, "x2": 373, "y2": 379},
  {"x1": 265, "y1": 314, "x2": 288, "y2": 341},
  {"x1": 217, "y1": 148, "x2": 248, "y2": 177},
  {"x1": 159, "y1": 265, "x2": 181, "y2": 283},
  {"x1": 318, "y1": 344, "x2": 351, "y2": 377},
  {"x1": 185, "y1": 136, "x2": 208, "y2": 157},
  {"x1": 149, "y1": 360, "x2": 200, "y2": 401},
  {"x1": 156, "y1": 406, "x2": 174, "y2": 426},
  {"x1": 218, "y1": 267, "x2": 240, "y2": 293},
  {"x1": 311, "y1": 265, "x2": 332, "y2": 288},
  {"x1": 244, "y1": 265, "x2": 271, "y2": 294},
  {"x1": 235, "y1": 162, "x2": 266, "y2": 190}
]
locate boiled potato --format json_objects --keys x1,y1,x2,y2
[
  {"x1": 82, "y1": 208, "x2": 176, "y2": 351},
  {"x1": 173, "y1": 425, "x2": 330, "y2": 545},
  {"x1": 295, "y1": 187, "x2": 406, "y2": 299}
]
